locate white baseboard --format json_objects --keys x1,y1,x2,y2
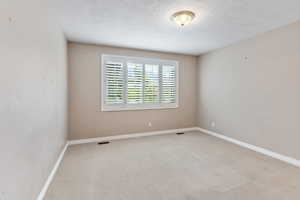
[
  {"x1": 68, "y1": 127, "x2": 198, "y2": 145},
  {"x1": 196, "y1": 127, "x2": 300, "y2": 168},
  {"x1": 37, "y1": 142, "x2": 69, "y2": 200}
]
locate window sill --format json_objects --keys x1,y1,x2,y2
[{"x1": 101, "y1": 103, "x2": 178, "y2": 112}]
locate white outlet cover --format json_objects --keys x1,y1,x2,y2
[{"x1": 211, "y1": 122, "x2": 216, "y2": 127}]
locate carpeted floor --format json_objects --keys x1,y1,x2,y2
[{"x1": 45, "y1": 131, "x2": 300, "y2": 200}]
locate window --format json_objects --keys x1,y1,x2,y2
[{"x1": 102, "y1": 55, "x2": 178, "y2": 111}]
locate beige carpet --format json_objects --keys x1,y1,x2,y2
[{"x1": 45, "y1": 131, "x2": 300, "y2": 200}]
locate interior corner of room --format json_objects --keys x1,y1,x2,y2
[{"x1": 1, "y1": 0, "x2": 300, "y2": 199}]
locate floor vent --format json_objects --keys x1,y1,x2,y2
[
  {"x1": 98, "y1": 141, "x2": 110, "y2": 145},
  {"x1": 176, "y1": 132, "x2": 184, "y2": 135}
]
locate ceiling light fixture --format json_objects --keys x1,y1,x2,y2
[{"x1": 171, "y1": 10, "x2": 195, "y2": 26}]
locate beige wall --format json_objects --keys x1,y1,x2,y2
[
  {"x1": 197, "y1": 21, "x2": 300, "y2": 160},
  {"x1": 68, "y1": 43, "x2": 197, "y2": 140},
  {"x1": 0, "y1": 0, "x2": 68, "y2": 199}
]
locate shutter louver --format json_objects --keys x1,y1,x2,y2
[
  {"x1": 102, "y1": 55, "x2": 178, "y2": 111},
  {"x1": 161, "y1": 65, "x2": 176, "y2": 103},
  {"x1": 127, "y1": 63, "x2": 143, "y2": 104},
  {"x1": 144, "y1": 64, "x2": 160, "y2": 103},
  {"x1": 105, "y1": 61, "x2": 124, "y2": 104}
]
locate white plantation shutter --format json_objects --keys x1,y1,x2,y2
[
  {"x1": 161, "y1": 65, "x2": 176, "y2": 103},
  {"x1": 144, "y1": 64, "x2": 160, "y2": 103},
  {"x1": 127, "y1": 63, "x2": 143, "y2": 104},
  {"x1": 104, "y1": 61, "x2": 124, "y2": 104},
  {"x1": 102, "y1": 55, "x2": 178, "y2": 111}
]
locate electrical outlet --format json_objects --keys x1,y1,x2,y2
[
  {"x1": 210, "y1": 121, "x2": 216, "y2": 128},
  {"x1": 148, "y1": 122, "x2": 152, "y2": 127},
  {"x1": 0, "y1": 192, "x2": 7, "y2": 200},
  {"x1": 8, "y1": 17, "x2": 16, "y2": 24}
]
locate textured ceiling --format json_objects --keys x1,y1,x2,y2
[{"x1": 58, "y1": 0, "x2": 300, "y2": 55}]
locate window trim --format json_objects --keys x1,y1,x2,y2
[{"x1": 101, "y1": 54, "x2": 179, "y2": 112}]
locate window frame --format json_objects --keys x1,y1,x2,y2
[{"x1": 101, "y1": 54, "x2": 179, "y2": 112}]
